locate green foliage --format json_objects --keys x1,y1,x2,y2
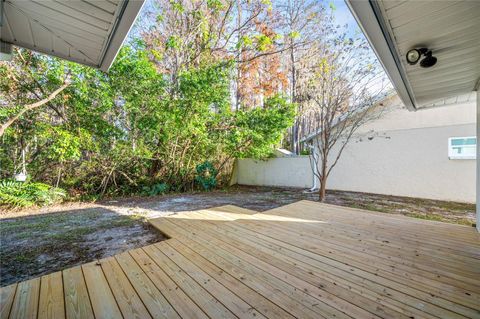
[
  {"x1": 195, "y1": 161, "x2": 218, "y2": 190},
  {"x1": 300, "y1": 149, "x2": 311, "y2": 155},
  {"x1": 1, "y1": 44, "x2": 294, "y2": 200},
  {"x1": 142, "y1": 183, "x2": 169, "y2": 196},
  {"x1": 46, "y1": 127, "x2": 81, "y2": 161},
  {"x1": 228, "y1": 95, "x2": 296, "y2": 158},
  {"x1": 255, "y1": 34, "x2": 273, "y2": 51},
  {"x1": 0, "y1": 180, "x2": 67, "y2": 208},
  {"x1": 165, "y1": 36, "x2": 180, "y2": 49}
]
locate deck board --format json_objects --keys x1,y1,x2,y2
[
  {"x1": 38, "y1": 272, "x2": 65, "y2": 319},
  {"x1": 9, "y1": 278, "x2": 40, "y2": 319},
  {"x1": 115, "y1": 251, "x2": 179, "y2": 319},
  {"x1": 100, "y1": 256, "x2": 152, "y2": 319},
  {"x1": 63, "y1": 266, "x2": 94, "y2": 319},
  {"x1": 1, "y1": 200, "x2": 479, "y2": 319},
  {"x1": 0, "y1": 284, "x2": 17, "y2": 319},
  {"x1": 82, "y1": 262, "x2": 123, "y2": 319}
]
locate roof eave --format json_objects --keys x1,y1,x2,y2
[
  {"x1": 345, "y1": 0, "x2": 417, "y2": 111},
  {"x1": 1, "y1": 0, "x2": 145, "y2": 72},
  {"x1": 98, "y1": 0, "x2": 145, "y2": 72}
]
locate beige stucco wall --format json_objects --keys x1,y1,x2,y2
[
  {"x1": 236, "y1": 96, "x2": 476, "y2": 203},
  {"x1": 476, "y1": 91, "x2": 479, "y2": 230},
  {"x1": 326, "y1": 123, "x2": 475, "y2": 202}
]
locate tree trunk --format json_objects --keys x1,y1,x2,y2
[
  {"x1": 318, "y1": 154, "x2": 328, "y2": 201},
  {"x1": 319, "y1": 175, "x2": 327, "y2": 202},
  {"x1": 289, "y1": 39, "x2": 298, "y2": 154},
  {"x1": 235, "y1": 0, "x2": 243, "y2": 111}
]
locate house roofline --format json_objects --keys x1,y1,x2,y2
[
  {"x1": 345, "y1": 0, "x2": 417, "y2": 111},
  {"x1": 99, "y1": 0, "x2": 145, "y2": 71},
  {"x1": 299, "y1": 91, "x2": 395, "y2": 143}
]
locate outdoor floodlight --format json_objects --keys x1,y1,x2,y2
[
  {"x1": 406, "y1": 48, "x2": 437, "y2": 68},
  {"x1": 419, "y1": 50, "x2": 437, "y2": 68}
]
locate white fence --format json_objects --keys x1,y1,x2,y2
[{"x1": 234, "y1": 157, "x2": 313, "y2": 189}]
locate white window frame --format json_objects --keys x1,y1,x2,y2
[{"x1": 448, "y1": 136, "x2": 476, "y2": 160}]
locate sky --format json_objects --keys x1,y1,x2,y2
[
  {"x1": 130, "y1": 0, "x2": 361, "y2": 40},
  {"x1": 329, "y1": 0, "x2": 360, "y2": 36}
]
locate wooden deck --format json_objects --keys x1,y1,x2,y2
[{"x1": 1, "y1": 200, "x2": 479, "y2": 319}]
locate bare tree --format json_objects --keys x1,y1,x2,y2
[
  {"x1": 275, "y1": 0, "x2": 325, "y2": 154},
  {"x1": 142, "y1": 0, "x2": 304, "y2": 110},
  {"x1": 299, "y1": 30, "x2": 390, "y2": 201}
]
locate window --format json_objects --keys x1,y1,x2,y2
[{"x1": 448, "y1": 136, "x2": 476, "y2": 159}]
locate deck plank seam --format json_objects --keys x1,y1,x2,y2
[
  {"x1": 226, "y1": 217, "x2": 480, "y2": 310},
  {"x1": 203, "y1": 217, "x2": 474, "y2": 318},
  {"x1": 169, "y1": 215, "x2": 415, "y2": 319},
  {"x1": 143, "y1": 244, "x2": 238, "y2": 319},
  {"x1": 163, "y1": 217, "x2": 360, "y2": 319},
  {"x1": 108, "y1": 256, "x2": 155, "y2": 319},
  {"x1": 126, "y1": 249, "x2": 183, "y2": 319}
]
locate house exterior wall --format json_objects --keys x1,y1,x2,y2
[
  {"x1": 476, "y1": 91, "x2": 479, "y2": 230},
  {"x1": 236, "y1": 96, "x2": 476, "y2": 203},
  {"x1": 325, "y1": 123, "x2": 475, "y2": 202}
]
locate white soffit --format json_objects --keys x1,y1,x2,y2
[
  {"x1": 346, "y1": 0, "x2": 480, "y2": 110},
  {"x1": 418, "y1": 91, "x2": 476, "y2": 110},
  {"x1": 0, "y1": 0, "x2": 145, "y2": 71}
]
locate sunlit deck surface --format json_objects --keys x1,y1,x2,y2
[{"x1": 1, "y1": 200, "x2": 479, "y2": 319}]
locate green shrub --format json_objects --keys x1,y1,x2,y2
[
  {"x1": 195, "y1": 161, "x2": 218, "y2": 190},
  {"x1": 300, "y1": 149, "x2": 310, "y2": 155},
  {"x1": 0, "y1": 180, "x2": 67, "y2": 209},
  {"x1": 142, "y1": 182, "x2": 169, "y2": 196}
]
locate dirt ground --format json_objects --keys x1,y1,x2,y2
[{"x1": 0, "y1": 185, "x2": 475, "y2": 286}]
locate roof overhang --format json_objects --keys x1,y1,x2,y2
[
  {"x1": 346, "y1": 0, "x2": 480, "y2": 111},
  {"x1": 0, "y1": 0, "x2": 145, "y2": 71}
]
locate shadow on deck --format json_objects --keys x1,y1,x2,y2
[{"x1": 1, "y1": 200, "x2": 479, "y2": 318}]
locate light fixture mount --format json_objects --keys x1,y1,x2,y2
[{"x1": 406, "y1": 48, "x2": 437, "y2": 68}]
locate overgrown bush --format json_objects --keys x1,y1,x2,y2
[
  {"x1": 0, "y1": 180, "x2": 67, "y2": 208},
  {"x1": 0, "y1": 46, "x2": 295, "y2": 199},
  {"x1": 142, "y1": 183, "x2": 169, "y2": 196}
]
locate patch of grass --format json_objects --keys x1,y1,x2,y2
[
  {"x1": 12, "y1": 250, "x2": 37, "y2": 263},
  {"x1": 0, "y1": 220, "x2": 52, "y2": 233},
  {"x1": 340, "y1": 202, "x2": 389, "y2": 214},
  {"x1": 452, "y1": 219, "x2": 475, "y2": 226},
  {"x1": 109, "y1": 214, "x2": 145, "y2": 227},
  {"x1": 360, "y1": 203, "x2": 389, "y2": 213},
  {"x1": 0, "y1": 211, "x2": 103, "y2": 233},
  {"x1": 405, "y1": 212, "x2": 445, "y2": 222},
  {"x1": 13, "y1": 231, "x2": 39, "y2": 240}
]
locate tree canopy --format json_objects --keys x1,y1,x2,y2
[
  {"x1": 0, "y1": 0, "x2": 388, "y2": 204},
  {"x1": 0, "y1": 45, "x2": 294, "y2": 199}
]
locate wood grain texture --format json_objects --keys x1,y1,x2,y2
[
  {"x1": 63, "y1": 266, "x2": 94, "y2": 319},
  {"x1": 82, "y1": 261, "x2": 123, "y2": 319},
  {"x1": 100, "y1": 256, "x2": 152, "y2": 319},
  {"x1": 38, "y1": 272, "x2": 65, "y2": 319},
  {"x1": 2, "y1": 201, "x2": 479, "y2": 319},
  {"x1": 9, "y1": 278, "x2": 40, "y2": 319},
  {"x1": 0, "y1": 284, "x2": 17, "y2": 319},
  {"x1": 115, "y1": 251, "x2": 179, "y2": 319}
]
